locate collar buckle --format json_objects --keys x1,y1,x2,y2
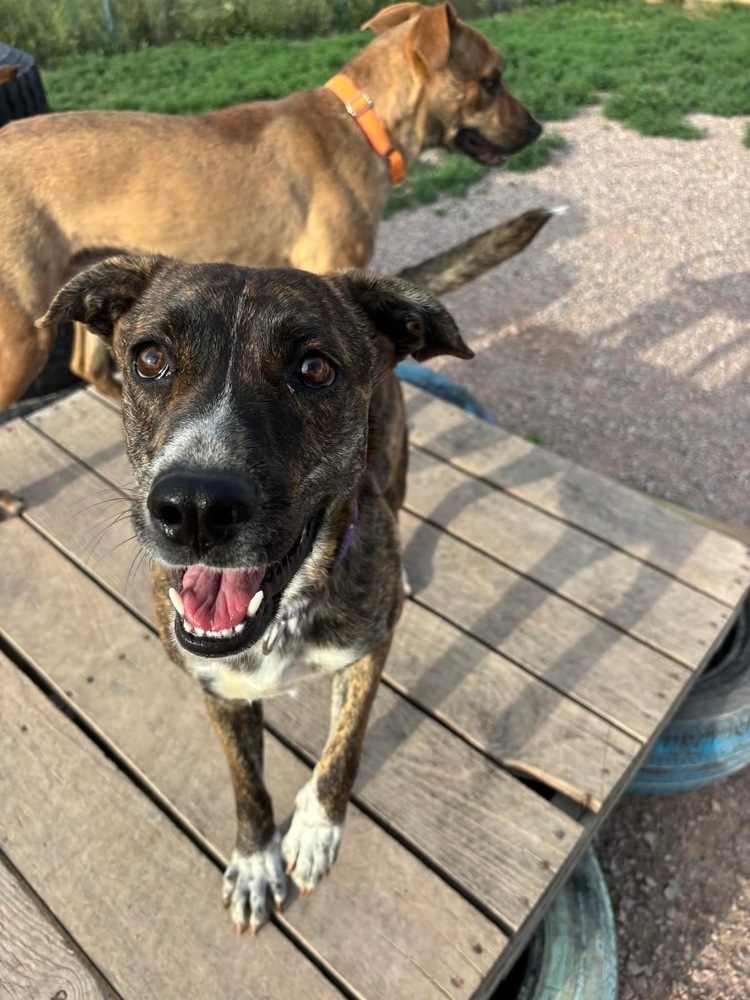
[{"x1": 345, "y1": 91, "x2": 374, "y2": 119}]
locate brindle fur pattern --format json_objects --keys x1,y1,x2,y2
[
  {"x1": 0, "y1": 1, "x2": 539, "y2": 482},
  {"x1": 40, "y1": 254, "x2": 472, "y2": 931}
]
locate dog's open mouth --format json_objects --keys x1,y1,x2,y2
[
  {"x1": 168, "y1": 512, "x2": 322, "y2": 658},
  {"x1": 454, "y1": 128, "x2": 507, "y2": 167}
]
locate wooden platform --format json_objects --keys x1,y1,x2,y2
[{"x1": 1, "y1": 383, "x2": 748, "y2": 999}]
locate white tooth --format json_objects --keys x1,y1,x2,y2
[
  {"x1": 183, "y1": 621, "x2": 196, "y2": 635},
  {"x1": 168, "y1": 588, "x2": 184, "y2": 616},
  {"x1": 220, "y1": 629, "x2": 232, "y2": 639},
  {"x1": 264, "y1": 622, "x2": 281, "y2": 652},
  {"x1": 248, "y1": 590, "x2": 264, "y2": 617},
  {"x1": 234, "y1": 622, "x2": 246, "y2": 634},
  {"x1": 193, "y1": 627, "x2": 205, "y2": 637}
]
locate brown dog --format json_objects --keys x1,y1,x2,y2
[
  {"x1": 0, "y1": 3, "x2": 539, "y2": 435},
  {"x1": 39, "y1": 254, "x2": 474, "y2": 934}
]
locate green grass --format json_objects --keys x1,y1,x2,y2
[{"x1": 39, "y1": 1, "x2": 750, "y2": 214}]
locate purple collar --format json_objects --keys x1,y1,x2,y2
[{"x1": 333, "y1": 501, "x2": 359, "y2": 570}]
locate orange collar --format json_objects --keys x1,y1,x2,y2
[{"x1": 324, "y1": 74, "x2": 406, "y2": 186}]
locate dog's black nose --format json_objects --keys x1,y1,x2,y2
[
  {"x1": 148, "y1": 470, "x2": 256, "y2": 553},
  {"x1": 528, "y1": 117, "x2": 543, "y2": 141}
]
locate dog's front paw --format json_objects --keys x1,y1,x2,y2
[
  {"x1": 222, "y1": 832, "x2": 287, "y2": 936},
  {"x1": 281, "y1": 781, "x2": 342, "y2": 895}
]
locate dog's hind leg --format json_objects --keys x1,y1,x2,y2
[{"x1": 204, "y1": 693, "x2": 287, "y2": 935}]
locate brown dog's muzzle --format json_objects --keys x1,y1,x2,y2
[{"x1": 453, "y1": 85, "x2": 542, "y2": 166}]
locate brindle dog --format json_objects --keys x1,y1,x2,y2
[{"x1": 39, "y1": 254, "x2": 473, "y2": 934}]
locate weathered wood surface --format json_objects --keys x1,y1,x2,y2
[
  {"x1": 400, "y1": 511, "x2": 690, "y2": 742},
  {"x1": 390, "y1": 603, "x2": 638, "y2": 809},
  {"x1": 0, "y1": 653, "x2": 339, "y2": 1000},
  {"x1": 2, "y1": 383, "x2": 745, "y2": 996},
  {"x1": 20, "y1": 396, "x2": 642, "y2": 808},
  {"x1": 0, "y1": 518, "x2": 506, "y2": 999},
  {"x1": 403, "y1": 383, "x2": 750, "y2": 607},
  {"x1": 0, "y1": 854, "x2": 119, "y2": 1000},
  {"x1": 405, "y1": 446, "x2": 732, "y2": 667}
]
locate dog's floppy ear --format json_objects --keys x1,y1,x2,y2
[
  {"x1": 36, "y1": 254, "x2": 170, "y2": 339},
  {"x1": 361, "y1": 3, "x2": 423, "y2": 34},
  {"x1": 410, "y1": 2, "x2": 457, "y2": 71},
  {"x1": 332, "y1": 270, "x2": 473, "y2": 364}
]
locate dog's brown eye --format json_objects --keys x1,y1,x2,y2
[
  {"x1": 299, "y1": 355, "x2": 335, "y2": 388},
  {"x1": 134, "y1": 343, "x2": 170, "y2": 380},
  {"x1": 480, "y1": 72, "x2": 501, "y2": 98}
]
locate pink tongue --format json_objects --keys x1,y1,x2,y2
[{"x1": 181, "y1": 566, "x2": 265, "y2": 632}]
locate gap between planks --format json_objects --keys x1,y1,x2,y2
[{"x1": 0, "y1": 850, "x2": 121, "y2": 1000}]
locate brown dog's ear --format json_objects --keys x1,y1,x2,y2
[
  {"x1": 361, "y1": 3, "x2": 423, "y2": 34},
  {"x1": 410, "y1": 2, "x2": 457, "y2": 71},
  {"x1": 332, "y1": 270, "x2": 473, "y2": 364},
  {"x1": 36, "y1": 254, "x2": 170, "y2": 339}
]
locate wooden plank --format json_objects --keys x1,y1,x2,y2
[
  {"x1": 400, "y1": 511, "x2": 692, "y2": 742},
  {"x1": 0, "y1": 654, "x2": 339, "y2": 1000},
  {"x1": 0, "y1": 418, "x2": 153, "y2": 623},
  {"x1": 391, "y1": 603, "x2": 638, "y2": 810},
  {"x1": 405, "y1": 447, "x2": 732, "y2": 667},
  {"x1": 0, "y1": 519, "x2": 506, "y2": 998},
  {"x1": 19, "y1": 396, "x2": 641, "y2": 809},
  {"x1": 0, "y1": 853, "x2": 119, "y2": 1000},
  {"x1": 402, "y1": 383, "x2": 750, "y2": 607},
  {"x1": 29, "y1": 389, "x2": 132, "y2": 491}
]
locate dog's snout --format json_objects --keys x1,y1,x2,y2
[{"x1": 148, "y1": 470, "x2": 256, "y2": 554}]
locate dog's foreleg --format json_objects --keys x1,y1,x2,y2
[
  {"x1": 205, "y1": 693, "x2": 286, "y2": 935},
  {"x1": 281, "y1": 637, "x2": 390, "y2": 894}
]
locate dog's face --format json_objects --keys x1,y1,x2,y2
[
  {"x1": 40, "y1": 256, "x2": 471, "y2": 662},
  {"x1": 364, "y1": 2, "x2": 542, "y2": 164}
]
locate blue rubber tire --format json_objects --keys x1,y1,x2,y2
[
  {"x1": 510, "y1": 850, "x2": 618, "y2": 1000},
  {"x1": 630, "y1": 600, "x2": 750, "y2": 794},
  {"x1": 395, "y1": 362, "x2": 496, "y2": 424}
]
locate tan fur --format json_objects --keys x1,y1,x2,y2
[{"x1": 0, "y1": 2, "x2": 538, "y2": 440}]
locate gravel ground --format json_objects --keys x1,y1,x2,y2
[{"x1": 373, "y1": 107, "x2": 750, "y2": 998}]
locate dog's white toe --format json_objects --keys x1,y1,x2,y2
[
  {"x1": 222, "y1": 833, "x2": 287, "y2": 934},
  {"x1": 281, "y1": 781, "x2": 342, "y2": 893}
]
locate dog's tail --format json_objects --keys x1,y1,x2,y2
[{"x1": 397, "y1": 206, "x2": 564, "y2": 296}]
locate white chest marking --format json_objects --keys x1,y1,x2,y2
[{"x1": 184, "y1": 640, "x2": 364, "y2": 701}]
